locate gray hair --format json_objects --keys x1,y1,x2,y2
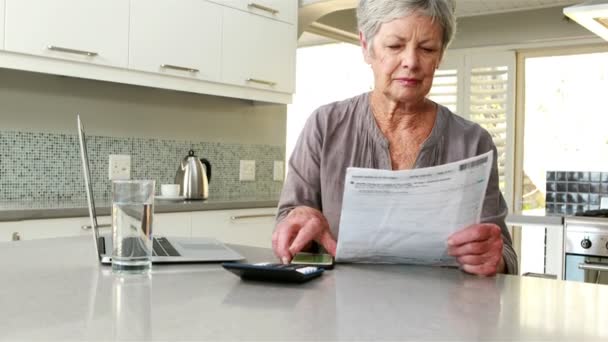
[{"x1": 357, "y1": 0, "x2": 456, "y2": 54}]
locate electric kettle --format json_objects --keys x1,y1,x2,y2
[{"x1": 175, "y1": 150, "x2": 212, "y2": 200}]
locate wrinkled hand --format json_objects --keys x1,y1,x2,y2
[
  {"x1": 447, "y1": 223, "x2": 505, "y2": 276},
  {"x1": 272, "y1": 206, "x2": 337, "y2": 264}
]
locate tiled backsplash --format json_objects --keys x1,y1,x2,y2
[
  {"x1": 545, "y1": 171, "x2": 608, "y2": 215},
  {"x1": 0, "y1": 130, "x2": 284, "y2": 201}
]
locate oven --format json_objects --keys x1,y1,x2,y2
[{"x1": 563, "y1": 217, "x2": 608, "y2": 285}]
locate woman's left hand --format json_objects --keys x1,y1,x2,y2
[{"x1": 447, "y1": 223, "x2": 505, "y2": 276}]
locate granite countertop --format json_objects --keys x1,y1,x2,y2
[{"x1": 0, "y1": 195, "x2": 279, "y2": 222}]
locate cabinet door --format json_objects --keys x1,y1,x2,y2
[
  {"x1": 155, "y1": 212, "x2": 192, "y2": 237},
  {"x1": 0, "y1": 0, "x2": 5, "y2": 49},
  {"x1": 191, "y1": 208, "x2": 277, "y2": 248},
  {"x1": 4, "y1": 0, "x2": 128, "y2": 67},
  {"x1": 129, "y1": 0, "x2": 222, "y2": 82},
  {"x1": 0, "y1": 221, "x2": 23, "y2": 242},
  {"x1": 0, "y1": 216, "x2": 112, "y2": 242},
  {"x1": 222, "y1": 8, "x2": 296, "y2": 93},
  {"x1": 211, "y1": 0, "x2": 297, "y2": 24}
]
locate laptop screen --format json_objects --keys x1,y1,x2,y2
[{"x1": 77, "y1": 115, "x2": 104, "y2": 260}]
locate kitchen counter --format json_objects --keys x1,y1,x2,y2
[
  {"x1": 0, "y1": 196, "x2": 279, "y2": 222},
  {"x1": 1, "y1": 236, "x2": 607, "y2": 341},
  {"x1": 505, "y1": 213, "x2": 564, "y2": 228}
]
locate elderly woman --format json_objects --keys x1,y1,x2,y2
[{"x1": 273, "y1": 0, "x2": 518, "y2": 276}]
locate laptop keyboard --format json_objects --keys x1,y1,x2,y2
[{"x1": 153, "y1": 237, "x2": 181, "y2": 257}]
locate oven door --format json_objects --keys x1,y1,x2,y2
[{"x1": 564, "y1": 254, "x2": 608, "y2": 284}]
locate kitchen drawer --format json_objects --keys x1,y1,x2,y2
[
  {"x1": 155, "y1": 212, "x2": 192, "y2": 237},
  {"x1": 209, "y1": 0, "x2": 296, "y2": 24},
  {"x1": 191, "y1": 208, "x2": 277, "y2": 248},
  {"x1": 0, "y1": 216, "x2": 111, "y2": 242},
  {"x1": 4, "y1": 0, "x2": 129, "y2": 68}
]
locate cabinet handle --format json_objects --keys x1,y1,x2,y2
[
  {"x1": 81, "y1": 224, "x2": 112, "y2": 230},
  {"x1": 230, "y1": 214, "x2": 276, "y2": 221},
  {"x1": 161, "y1": 64, "x2": 199, "y2": 73},
  {"x1": 247, "y1": 3, "x2": 279, "y2": 15},
  {"x1": 246, "y1": 78, "x2": 277, "y2": 87},
  {"x1": 11, "y1": 232, "x2": 21, "y2": 241},
  {"x1": 47, "y1": 45, "x2": 98, "y2": 57}
]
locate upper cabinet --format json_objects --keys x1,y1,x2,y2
[
  {"x1": 210, "y1": 0, "x2": 297, "y2": 24},
  {"x1": 129, "y1": 0, "x2": 222, "y2": 82},
  {"x1": 4, "y1": 0, "x2": 129, "y2": 68},
  {"x1": 0, "y1": 0, "x2": 5, "y2": 49},
  {"x1": 222, "y1": 7, "x2": 296, "y2": 93},
  {"x1": 0, "y1": 0, "x2": 297, "y2": 103}
]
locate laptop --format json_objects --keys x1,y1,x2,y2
[{"x1": 77, "y1": 115, "x2": 244, "y2": 264}]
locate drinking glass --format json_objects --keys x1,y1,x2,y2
[{"x1": 111, "y1": 180, "x2": 155, "y2": 273}]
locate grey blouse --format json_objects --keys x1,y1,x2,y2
[{"x1": 277, "y1": 92, "x2": 518, "y2": 274}]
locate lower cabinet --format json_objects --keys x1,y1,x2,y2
[
  {"x1": 0, "y1": 216, "x2": 111, "y2": 242},
  {"x1": 0, "y1": 208, "x2": 277, "y2": 247},
  {"x1": 155, "y1": 212, "x2": 192, "y2": 237},
  {"x1": 191, "y1": 208, "x2": 277, "y2": 248}
]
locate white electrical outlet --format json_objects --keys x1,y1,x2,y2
[
  {"x1": 109, "y1": 154, "x2": 131, "y2": 180},
  {"x1": 601, "y1": 196, "x2": 608, "y2": 209},
  {"x1": 273, "y1": 161, "x2": 284, "y2": 181},
  {"x1": 239, "y1": 160, "x2": 256, "y2": 181}
]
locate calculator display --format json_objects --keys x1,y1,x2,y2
[{"x1": 291, "y1": 252, "x2": 333, "y2": 265}]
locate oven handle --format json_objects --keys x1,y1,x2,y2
[{"x1": 578, "y1": 263, "x2": 608, "y2": 272}]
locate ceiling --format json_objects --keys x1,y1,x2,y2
[
  {"x1": 453, "y1": 0, "x2": 578, "y2": 17},
  {"x1": 299, "y1": 0, "x2": 582, "y2": 46}
]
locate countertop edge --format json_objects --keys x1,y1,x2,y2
[
  {"x1": 0, "y1": 200, "x2": 279, "y2": 222},
  {"x1": 505, "y1": 214, "x2": 564, "y2": 228}
]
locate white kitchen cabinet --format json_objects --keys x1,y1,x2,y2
[
  {"x1": 155, "y1": 212, "x2": 192, "y2": 237},
  {"x1": 129, "y1": 0, "x2": 222, "y2": 82},
  {"x1": 210, "y1": 0, "x2": 297, "y2": 24},
  {"x1": 221, "y1": 7, "x2": 296, "y2": 93},
  {"x1": 0, "y1": 0, "x2": 5, "y2": 49},
  {"x1": 4, "y1": 0, "x2": 129, "y2": 67},
  {"x1": 0, "y1": 220, "x2": 24, "y2": 242},
  {"x1": 0, "y1": 216, "x2": 111, "y2": 242},
  {"x1": 191, "y1": 208, "x2": 277, "y2": 248}
]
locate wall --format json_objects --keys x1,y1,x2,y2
[
  {"x1": 0, "y1": 68, "x2": 287, "y2": 201},
  {"x1": 0, "y1": 69, "x2": 286, "y2": 144}
]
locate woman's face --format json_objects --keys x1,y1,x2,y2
[{"x1": 362, "y1": 13, "x2": 444, "y2": 104}]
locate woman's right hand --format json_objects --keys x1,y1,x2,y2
[{"x1": 272, "y1": 206, "x2": 337, "y2": 264}]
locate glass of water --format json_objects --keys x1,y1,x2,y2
[{"x1": 111, "y1": 180, "x2": 155, "y2": 273}]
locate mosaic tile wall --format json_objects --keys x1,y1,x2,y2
[
  {"x1": 545, "y1": 171, "x2": 608, "y2": 215},
  {"x1": 0, "y1": 131, "x2": 284, "y2": 201}
]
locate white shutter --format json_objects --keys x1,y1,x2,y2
[
  {"x1": 431, "y1": 51, "x2": 516, "y2": 206},
  {"x1": 428, "y1": 68, "x2": 459, "y2": 113}
]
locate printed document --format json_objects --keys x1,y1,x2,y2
[{"x1": 335, "y1": 151, "x2": 493, "y2": 266}]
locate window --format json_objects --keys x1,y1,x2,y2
[
  {"x1": 286, "y1": 43, "x2": 372, "y2": 165},
  {"x1": 429, "y1": 51, "x2": 516, "y2": 205},
  {"x1": 516, "y1": 47, "x2": 608, "y2": 276}
]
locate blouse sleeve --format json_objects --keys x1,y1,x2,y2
[
  {"x1": 276, "y1": 109, "x2": 325, "y2": 224},
  {"x1": 478, "y1": 130, "x2": 519, "y2": 275}
]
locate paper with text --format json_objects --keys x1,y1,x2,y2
[{"x1": 335, "y1": 151, "x2": 493, "y2": 266}]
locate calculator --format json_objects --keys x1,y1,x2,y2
[{"x1": 222, "y1": 262, "x2": 324, "y2": 283}]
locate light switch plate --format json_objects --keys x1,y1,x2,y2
[
  {"x1": 109, "y1": 154, "x2": 131, "y2": 180},
  {"x1": 273, "y1": 161, "x2": 284, "y2": 181},
  {"x1": 239, "y1": 160, "x2": 256, "y2": 181}
]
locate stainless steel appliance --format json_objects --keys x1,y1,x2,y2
[
  {"x1": 563, "y1": 216, "x2": 608, "y2": 285},
  {"x1": 175, "y1": 150, "x2": 212, "y2": 200}
]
